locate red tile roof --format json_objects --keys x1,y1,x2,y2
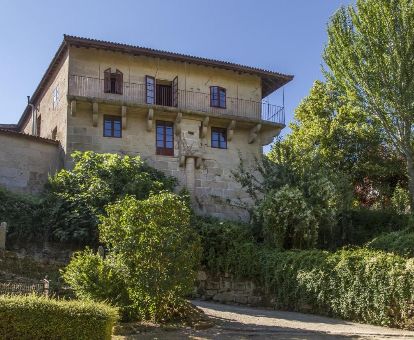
[{"x1": 0, "y1": 128, "x2": 59, "y2": 145}]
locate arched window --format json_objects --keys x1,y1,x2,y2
[{"x1": 104, "y1": 68, "x2": 123, "y2": 95}]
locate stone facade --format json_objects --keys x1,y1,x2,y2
[
  {"x1": 66, "y1": 101, "x2": 259, "y2": 219},
  {"x1": 4, "y1": 36, "x2": 292, "y2": 220},
  {"x1": 0, "y1": 130, "x2": 62, "y2": 194}
]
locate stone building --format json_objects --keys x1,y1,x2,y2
[{"x1": 0, "y1": 35, "x2": 293, "y2": 220}]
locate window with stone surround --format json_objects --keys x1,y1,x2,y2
[
  {"x1": 211, "y1": 127, "x2": 227, "y2": 149},
  {"x1": 156, "y1": 120, "x2": 174, "y2": 156},
  {"x1": 103, "y1": 115, "x2": 122, "y2": 138}
]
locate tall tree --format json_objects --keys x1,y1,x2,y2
[
  {"x1": 324, "y1": 0, "x2": 414, "y2": 208},
  {"x1": 284, "y1": 80, "x2": 404, "y2": 206}
]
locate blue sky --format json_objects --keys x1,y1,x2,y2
[{"x1": 0, "y1": 0, "x2": 354, "y2": 137}]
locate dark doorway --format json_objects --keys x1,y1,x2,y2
[{"x1": 156, "y1": 84, "x2": 172, "y2": 106}]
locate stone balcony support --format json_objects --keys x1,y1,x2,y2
[
  {"x1": 248, "y1": 123, "x2": 262, "y2": 144},
  {"x1": 147, "y1": 108, "x2": 154, "y2": 132}
]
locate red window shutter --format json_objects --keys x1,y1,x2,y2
[
  {"x1": 104, "y1": 68, "x2": 111, "y2": 93},
  {"x1": 116, "y1": 70, "x2": 123, "y2": 95}
]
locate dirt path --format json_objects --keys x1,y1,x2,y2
[{"x1": 114, "y1": 300, "x2": 414, "y2": 339}]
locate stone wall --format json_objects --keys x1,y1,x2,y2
[
  {"x1": 195, "y1": 270, "x2": 271, "y2": 307},
  {"x1": 0, "y1": 130, "x2": 62, "y2": 194},
  {"x1": 21, "y1": 52, "x2": 69, "y2": 152}
]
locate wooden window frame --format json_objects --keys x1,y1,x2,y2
[
  {"x1": 210, "y1": 86, "x2": 226, "y2": 109},
  {"x1": 211, "y1": 127, "x2": 227, "y2": 149},
  {"x1": 103, "y1": 115, "x2": 122, "y2": 138},
  {"x1": 146, "y1": 75, "x2": 156, "y2": 104},
  {"x1": 156, "y1": 120, "x2": 174, "y2": 156},
  {"x1": 104, "y1": 69, "x2": 123, "y2": 95}
]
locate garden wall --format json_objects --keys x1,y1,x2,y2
[
  {"x1": 194, "y1": 271, "x2": 270, "y2": 307},
  {"x1": 0, "y1": 129, "x2": 63, "y2": 194}
]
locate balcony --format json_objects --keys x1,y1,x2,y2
[{"x1": 69, "y1": 75, "x2": 285, "y2": 125}]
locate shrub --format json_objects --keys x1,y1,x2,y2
[
  {"x1": 193, "y1": 216, "x2": 258, "y2": 277},
  {"x1": 333, "y1": 209, "x2": 413, "y2": 248},
  {"x1": 0, "y1": 294, "x2": 118, "y2": 340},
  {"x1": 199, "y1": 224, "x2": 414, "y2": 329},
  {"x1": 259, "y1": 248, "x2": 414, "y2": 328},
  {"x1": 0, "y1": 186, "x2": 44, "y2": 243},
  {"x1": 259, "y1": 185, "x2": 318, "y2": 249},
  {"x1": 63, "y1": 192, "x2": 201, "y2": 321},
  {"x1": 367, "y1": 229, "x2": 414, "y2": 258},
  {"x1": 44, "y1": 151, "x2": 176, "y2": 244},
  {"x1": 61, "y1": 249, "x2": 131, "y2": 313}
]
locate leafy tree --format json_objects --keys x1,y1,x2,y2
[
  {"x1": 234, "y1": 142, "x2": 342, "y2": 247},
  {"x1": 391, "y1": 183, "x2": 411, "y2": 214},
  {"x1": 63, "y1": 192, "x2": 201, "y2": 321},
  {"x1": 285, "y1": 80, "x2": 405, "y2": 206},
  {"x1": 44, "y1": 151, "x2": 176, "y2": 243},
  {"x1": 324, "y1": 0, "x2": 414, "y2": 209},
  {"x1": 259, "y1": 185, "x2": 318, "y2": 249}
]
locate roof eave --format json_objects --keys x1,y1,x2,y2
[
  {"x1": 16, "y1": 35, "x2": 293, "y2": 130},
  {"x1": 64, "y1": 35, "x2": 293, "y2": 97},
  {"x1": 17, "y1": 40, "x2": 68, "y2": 130}
]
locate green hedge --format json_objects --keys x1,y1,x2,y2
[
  {"x1": 333, "y1": 209, "x2": 412, "y2": 248},
  {"x1": 367, "y1": 229, "x2": 414, "y2": 257},
  {"x1": 257, "y1": 248, "x2": 414, "y2": 328},
  {"x1": 0, "y1": 295, "x2": 118, "y2": 340},
  {"x1": 196, "y1": 218, "x2": 414, "y2": 328}
]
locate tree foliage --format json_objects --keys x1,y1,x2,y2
[
  {"x1": 63, "y1": 192, "x2": 201, "y2": 321},
  {"x1": 285, "y1": 80, "x2": 405, "y2": 206},
  {"x1": 259, "y1": 186, "x2": 318, "y2": 249},
  {"x1": 324, "y1": 0, "x2": 414, "y2": 208},
  {"x1": 44, "y1": 151, "x2": 176, "y2": 243}
]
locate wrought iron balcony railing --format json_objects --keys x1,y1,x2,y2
[{"x1": 69, "y1": 75, "x2": 285, "y2": 125}]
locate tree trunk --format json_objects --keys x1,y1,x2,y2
[{"x1": 405, "y1": 149, "x2": 414, "y2": 213}]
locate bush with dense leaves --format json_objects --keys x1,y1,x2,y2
[
  {"x1": 367, "y1": 229, "x2": 414, "y2": 258},
  {"x1": 63, "y1": 192, "x2": 201, "y2": 321},
  {"x1": 44, "y1": 151, "x2": 176, "y2": 244},
  {"x1": 333, "y1": 209, "x2": 413, "y2": 248},
  {"x1": 0, "y1": 187, "x2": 44, "y2": 243},
  {"x1": 193, "y1": 216, "x2": 258, "y2": 277},
  {"x1": 197, "y1": 218, "x2": 414, "y2": 329},
  {"x1": 259, "y1": 185, "x2": 317, "y2": 249},
  {"x1": 0, "y1": 294, "x2": 118, "y2": 340}
]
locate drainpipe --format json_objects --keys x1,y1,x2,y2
[{"x1": 27, "y1": 96, "x2": 36, "y2": 135}]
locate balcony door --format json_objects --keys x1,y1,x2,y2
[
  {"x1": 146, "y1": 76, "x2": 178, "y2": 107},
  {"x1": 156, "y1": 84, "x2": 172, "y2": 106}
]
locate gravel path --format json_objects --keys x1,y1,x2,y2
[
  {"x1": 114, "y1": 300, "x2": 414, "y2": 339},
  {"x1": 192, "y1": 300, "x2": 414, "y2": 339}
]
